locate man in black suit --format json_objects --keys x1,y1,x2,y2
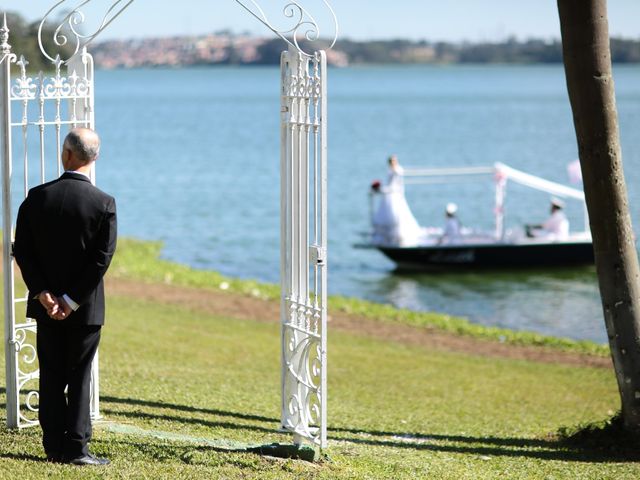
[{"x1": 13, "y1": 128, "x2": 117, "y2": 466}]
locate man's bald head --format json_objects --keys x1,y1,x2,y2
[{"x1": 63, "y1": 128, "x2": 101, "y2": 165}]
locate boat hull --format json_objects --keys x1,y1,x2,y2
[{"x1": 376, "y1": 241, "x2": 595, "y2": 270}]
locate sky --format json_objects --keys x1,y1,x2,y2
[{"x1": 2, "y1": 0, "x2": 640, "y2": 42}]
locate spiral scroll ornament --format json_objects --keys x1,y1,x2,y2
[
  {"x1": 13, "y1": 322, "x2": 40, "y2": 426},
  {"x1": 234, "y1": 1, "x2": 338, "y2": 57},
  {"x1": 282, "y1": 304, "x2": 324, "y2": 443},
  {"x1": 38, "y1": 0, "x2": 135, "y2": 63}
]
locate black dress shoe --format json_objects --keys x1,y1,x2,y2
[{"x1": 67, "y1": 453, "x2": 110, "y2": 466}]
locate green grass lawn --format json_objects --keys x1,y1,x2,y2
[
  {"x1": 0, "y1": 240, "x2": 636, "y2": 478},
  {"x1": 111, "y1": 239, "x2": 608, "y2": 355}
]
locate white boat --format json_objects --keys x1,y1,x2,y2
[{"x1": 360, "y1": 162, "x2": 594, "y2": 270}]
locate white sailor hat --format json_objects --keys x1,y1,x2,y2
[
  {"x1": 446, "y1": 202, "x2": 458, "y2": 215},
  {"x1": 550, "y1": 197, "x2": 565, "y2": 209}
]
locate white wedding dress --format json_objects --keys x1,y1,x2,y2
[{"x1": 372, "y1": 166, "x2": 422, "y2": 246}]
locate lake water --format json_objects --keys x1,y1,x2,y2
[{"x1": 34, "y1": 65, "x2": 640, "y2": 343}]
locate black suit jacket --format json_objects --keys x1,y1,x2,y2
[{"x1": 13, "y1": 172, "x2": 117, "y2": 326}]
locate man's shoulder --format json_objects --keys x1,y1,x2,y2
[
  {"x1": 60, "y1": 175, "x2": 114, "y2": 199},
  {"x1": 30, "y1": 177, "x2": 61, "y2": 192},
  {"x1": 24, "y1": 178, "x2": 63, "y2": 200},
  {"x1": 80, "y1": 183, "x2": 115, "y2": 212},
  {"x1": 90, "y1": 184, "x2": 115, "y2": 205},
  {"x1": 27, "y1": 176, "x2": 114, "y2": 207}
]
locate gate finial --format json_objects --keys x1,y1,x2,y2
[{"x1": 1, "y1": 13, "x2": 11, "y2": 53}]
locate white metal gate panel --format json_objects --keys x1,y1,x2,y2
[
  {"x1": 280, "y1": 48, "x2": 328, "y2": 448},
  {"x1": 1, "y1": 19, "x2": 99, "y2": 428}
]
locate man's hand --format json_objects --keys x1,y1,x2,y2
[
  {"x1": 38, "y1": 291, "x2": 62, "y2": 320},
  {"x1": 51, "y1": 296, "x2": 73, "y2": 321}
]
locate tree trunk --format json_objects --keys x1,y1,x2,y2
[{"x1": 557, "y1": 0, "x2": 640, "y2": 431}]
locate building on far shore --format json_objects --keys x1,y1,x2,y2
[{"x1": 93, "y1": 34, "x2": 349, "y2": 68}]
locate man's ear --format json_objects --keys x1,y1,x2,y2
[{"x1": 63, "y1": 148, "x2": 74, "y2": 165}]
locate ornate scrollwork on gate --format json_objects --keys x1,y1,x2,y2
[
  {"x1": 11, "y1": 55, "x2": 92, "y2": 108},
  {"x1": 282, "y1": 303, "x2": 323, "y2": 440},
  {"x1": 12, "y1": 57, "x2": 36, "y2": 100},
  {"x1": 235, "y1": 0, "x2": 338, "y2": 57},
  {"x1": 37, "y1": 0, "x2": 135, "y2": 63},
  {"x1": 11, "y1": 60, "x2": 91, "y2": 103},
  {"x1": 280, "y1": 49, "x2": 328, "y2": 447},
  {"x1": 13, "y1": 321, "x2": 39, "y2": 426}
]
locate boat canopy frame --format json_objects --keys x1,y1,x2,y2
[{"x1": 402, "y1": 162, "x2": 589, "y2": 240}]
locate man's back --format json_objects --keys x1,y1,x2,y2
[{"x1": 14, "y1": 172, "x2": 117, "y2": 325}]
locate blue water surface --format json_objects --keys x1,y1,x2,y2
[{"x1": 38, "y1": 65, "x2": 640, "y2": 342}]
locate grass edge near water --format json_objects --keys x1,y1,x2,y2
[{"x1": 111, "y1": 237, "x2": 608, "y2": 357}]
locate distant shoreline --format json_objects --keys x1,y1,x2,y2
[
  {"x1": 91, "y1": 35, "x2": 640, "y2": 69},
  {"x1": 91, "y1": 62, "x2": 640, "y2": 72}
]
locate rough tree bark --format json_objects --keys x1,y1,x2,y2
[{"x1": 557, "y1": 0, "x2": 640, "y2": 431}]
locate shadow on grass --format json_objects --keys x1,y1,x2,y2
[
  {"x1": 330, "y1": 432, "x2": 639, "y2": 462},
  {"x1": 0, "y1": 452, "x2": 45, "y2": 462},
  {"x1": 101, "y1": 408, "x2": 276, "y2": 434},
  {"x1": 101, "y1": 394, "x2": 639, "y2": 463},
  {"x1": 101, "y1": 394, "x2": 274, "y2": 423},
  {"x1": 1, "y1": 389, "x2": 636, "y2": 463},
  {"x1": 97, "y1": 437, "x2": 279, "y2": 466}
]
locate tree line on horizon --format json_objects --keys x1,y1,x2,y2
[
  {"x1": 286, "y1": 36, "x2": 640, "y2": 65},
  {"x1": 94, "y1": 34, "x2": 640, "y2": 67}
]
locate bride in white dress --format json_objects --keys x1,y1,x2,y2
[{"x1": 371, "y1": 155, "x2": 422, "y2": 246}]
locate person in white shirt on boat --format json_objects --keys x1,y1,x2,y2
[
  {"x1": 439, "y1": 202, "x2": 462, "y2": 244},
  {"x1": 525, "y1": 198, "x2": 570, "y2": 240},
  {"x1": 371, "y1": 155, "x2": 422, "y2": 246}
]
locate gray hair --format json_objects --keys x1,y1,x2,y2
[{"x1": 64, "y1": 128, "x2": 100, "y2": 163}]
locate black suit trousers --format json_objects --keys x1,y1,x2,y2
[{"x1": 36, "y1": 321, "x2": 101, "y2": 458}]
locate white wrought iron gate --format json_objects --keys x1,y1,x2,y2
[
  {"x1": 1, "y1": 18, "x2": 100, "y2": 428},
  {"x1": 2, "y1": 1, "x2": 334, "y2": 449},
  {"x1": 280, "y1": 48, "x2": 328, "y2": 448}
]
